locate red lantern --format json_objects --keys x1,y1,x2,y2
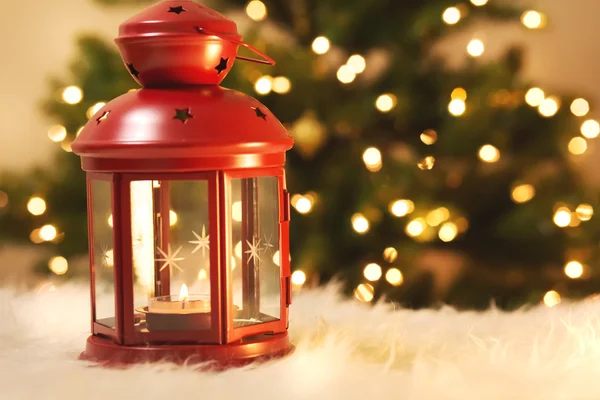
[{"x1": 72, "y1": 0, "x2": 294, "y2": 365}]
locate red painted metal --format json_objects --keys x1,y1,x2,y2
[
  {"x1": 80, "y1": 332, "x2": 293, "y2": 366},
  {"x1": 72, "y1": 0, "x2": 294, "y2": 366}
]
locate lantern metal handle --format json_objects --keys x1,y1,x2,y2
[{"x1": 196, "y1": 27, "x2": 276, "y2": 66}]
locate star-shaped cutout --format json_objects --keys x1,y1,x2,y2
[
  {"x1": 262, "y1": 235, "x2": 274, "y2": 252},
  {"x1": 100, "y1": 243, "x2": 113, "y2": 267},
  {"x1": 126, "y1": 63, "x2": 139, "y2": 79},
  {"x1": 215, "y1": 57, "x2": 229, "y2": 75},
  {"x1": 96, "y1": 111, "x2": 110, "y2": 125},
  {"x1": 156, "y1": 245, "x2": 185, "y2": 272},
  {"x1": 174, "y1": 108, "x2": 193, "y2": 124},
  {"x1": 168, "y1": 6, "x2": 186, "y2": 14},
  {"x1": 189, "y1": 225, "x2": 210, "y2": 258},
  {"x1": 245, "y1": 237, "x2": 263, "y2": 265},
  {"x1": 252, "y1": 107, "x2": 267, "y2": 120}
]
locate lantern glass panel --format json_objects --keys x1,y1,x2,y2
[
  {"x1": 91, "y1": 179, "x2": 116, "y2": 329},
  {"x1": 131, "y1": 179, "x2": 212, "y2": 332},
  {"x1": 230, "y1": 176, "x2": 281, "y2": 328}
]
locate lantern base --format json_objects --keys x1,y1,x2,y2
[{"x1": 80, "y1": 333, "x2": 293, "y2": 368}]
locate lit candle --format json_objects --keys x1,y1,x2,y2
[{"x1": 143, "y1": 284, "x2": 211, "y2": 331}]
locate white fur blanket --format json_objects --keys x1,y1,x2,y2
[{"x1": 1, "y1": 284, "x2": 600, "y2": 400}]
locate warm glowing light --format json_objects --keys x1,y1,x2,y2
[
  {"x1": 553, "y1": 207, "x2": 572, "y2": 228},
  {"x1": 153, "y1": 181, "x2": 161, "y2": 188},
  {"x1": 470, "y1": 0, "x2": 488, "y2": 6},
  {"x1": 272, "y1": 250, "x2": 280, "y2": 267},
  {"x1": 426, "y1": 208, "x2": 449, "y2": 227},
  {"x1": 312, "y1": 36, "x2": 330, "y2": 54},
  {"x1": 197, "y1": 269, "x2": 208, "y2": 281},
  {"x1": 254, "y1": 75, "x2": 273, "y2": 95},
  {"x1": 27, "y1": 197, "x2": 46, "y2": 216},
  {"x1": 576, "y1": 204, "x2": 594, "y2": 221},
  {"x1": 511, "y1": 184, "x2": 535, "y2": 203},
  {"x1": 448, "y1": 99, "x2": 466, "y2": 116},
  {"x1": 568, "y1": 137, "x2": 587, "y2": 155},
  {"x1": 383, "y1": 247, "x2": 398, "y2": 263},
  {"x1": 564, "y1": 261, "x2": 584, "y2": 279},
  {"x1": 48, "y1": 125, "x2": 67, "y2": 142},
  {"x1": 442, "y1": 7, "x2": 461, "y2": 25},
  {"x1": 169, "y1": 210, "x2": 178, "y2": 226},
  {"x1": 108, "y1": 215, "x2": 113, "y2": 227},
  {"x1": 581, "y1": 119, "x2": 600, "y2": 139},
  {"x1": 291, "y1": 270, "x2": 307, "y2": 286},
  {"x1": 105, "y1": 249, "x2": 114, "y2": 267},
  {"x1": 418, "y1": 156, "x2": 436, "y2": 170},
  {"x1": 232, "y1": 201, "x2": 243, "y2": 222},
  {"x1": 538, "y1": 97, "x2": 559, "y2": 117},
  {"x1": 525, "y1": 88, "x2": 545, "y2": 107},
  {"x1": 543, "y1": 290, "x2": 561, "y2": 307},
  {"x1": 385, "y1": 268, "x2": 404, "y2": 286},
  {"x1": 235, "y1": 241, "x2": 242, "y2": 258},
  {"x1": 406, "y1": 219, "x2": 426, "y2": 237},
  {"x1": 39, "y1": 224, "x2": 57, "y2": 241},
  {"x1": 354, "y1": 283, "x2": 374, "y2": 302},
  {"x1": 180, "y1": 284, "x2": 189, "y2": 301},
  {"x1": 352, "y1": 213, "x2": 370, "y2": 234},
  {"x1": 467, "y1": 39, "x2": 485, "y2": 57},
  {"x1": 246, "y1": 0, "x2": 267, "y2": 21},
  {"x1": 87, "y1": 102, "x2": 106, "y2": 119},
  {"x1": 521, "y1": 11, "x2": 544, "y2": 29},
  {"x1": 570, "y1": 98, "x2": 589, "y2": 117},
  {"x1": 363, "y1": 147, "x2": 382, "y2": 171},
  {"x1": 62, "y1": 86, "x2": 83, "y2": 104},
  {"x1": 478, "y1": 144, "x2": 500, "y2": 163},
  {"x1": 439, "y1": 222, "x2": 458, "y2": 242},
  {"x1": 363, "y1": 263, "x2": 382, "y2": 282},
  {"x1": 347, "y1": 54, "x2": 366, "y2": 74},
  {"x1": 337, "y1": 65, "x2": 356, "y2": 84},
  {"x1": 420, "y1": 130, "x2": 438, "y2": 145},
  {"x1": 390, "y1": 199, "x2": 415, "y2": 217},
  {"x1": 451, "y1": 87, "x2": 467, "y2": 101},
  {"x1": 272, "y1": 76, "x2": 291, "y2": 94},
  {"x1": 49, "y1": 256, "x2": 68, "y2": 275},
  {"x1": 375, "y1": 94, "x2": 397, "y2": 113},
  {"x1": 294, "y1": 197, "x2": 313, "y2": 214},
  {"x1": 131, "y1": 181, "x2": 155, "y2": 291}
]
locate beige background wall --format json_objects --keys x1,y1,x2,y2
[{"x1": 0, "y1": 0, "x2": 597, "y2": 170}]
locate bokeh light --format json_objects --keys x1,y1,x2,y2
[
  {"x1": 337, "y1": 65, "x2": 356, "y2": 84},
  {"x1": 448, "y1": 99, "x2": 466, "y2": 116},
  {"x1": 581, "y1": 119, "x2": 600, "y2": 139},
  {"x1": 352, "y1": 213, "x2": 370, "y2": 234},
  {"x1": 543, "y1": 290, "x2": 561, "y2": 307},
  {"x1": 568, "y1": 137, "x2": 587, "y2": 155},
  {"x1": 272, "y1": 76, "x2": 291, "y2": 94},
  {"x1": 478, "y1": 144, "x2": 500, "y2": 163},
  {"x1": 576, "y1": 204, "x2": 594, "y2": 221},
  {"x1": 354, "y1": 283, "x2": 374, "y2": 302},
  {"x1": 376, "y1": 94, "x2": 397, "y2": 113},
  {"x1": 246, "y1": 0, "x2": 267, "y2": 21},
  {"x1": 291, "y1": 270, "x2": 307, "y2": 286},
  {"x1": 525, "y1": 88, "x2": 545, "y2": 107},
  {"x1": 49, "y1": 256, "x2": 68, "y2": 275},
  {"x1": 406, "y1": 219, "x2": 426, "y2": 237},
  {"x1": 420, "y1": 129, "x2": 438, "y2": 145},
  {"x1": 389, "y1": 199, "x2": 415, "y2": 217},
  {"x1": 511, "y1": 184, "x2": 535, "y2": 203},
  {"x1": 363, "y1": 263, "x2": 383, "y2": 282},
  {"x1": 383, "y1": 247, "x2": 398, "y2": 263},
  {"x1": 439, "y1": 222, "x2": 458, "y2": 242},
  {"x1": 254, "y1": 76, "x2": 273, "y2": 95},
  {"x1": 62, "y1": 86, "x2": 83, "y2": 105},
  {"x1": 570, "y1": 98, "x2": 589, "y2": 117},
  {"x1": 48, "y1": 125, "x2": 67, "y2": 142},
  {"x1": 553, "y1": 207, "x2": 571, "y2": 227},
  {"x1": 521, "y1": 10, "x2": 545, "y2": 29},
  {"x1": 27, "y1": 197, "x2": 47, "y2": 216},
  {"x1": 538, "y1": 97, "x2": 559, "y2": 117},
  {"x1": 442, "y1": 7, "x2": 461, "y2": 25},
  {"x1": 347, "y1": 54, "x2": 366, "y2": 74},
  {"x1": 386, "y1": 268, "x2": 404, "y2": 286},
  {"x1": 467, "y1": 39, "x2": 485, "y2": 57},
  {"x1": 312, "y1": 36, "x2": 330, "y2": 54},
  {"x1": 564, "y1": 261, "x2": 584, "y2": 279}
]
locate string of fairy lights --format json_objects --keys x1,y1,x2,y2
[{"x1": 2, "y1": 0, "x2": 589, "y2": 307}]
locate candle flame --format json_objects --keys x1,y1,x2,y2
[{"x1": 180, "y1": 283, "x2": 189, "y2": 301}]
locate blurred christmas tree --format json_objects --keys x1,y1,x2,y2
[{"x1": 2, "y1": 0, "x2": 599, "y2": 309}]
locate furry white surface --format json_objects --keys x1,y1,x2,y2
[{"x1": 2, "y1": 285, "x2": 600, "y2": 400}]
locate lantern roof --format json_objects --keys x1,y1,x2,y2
[
  {"x1": 71, "y1": 86, "x2": 294, "y2": 171},
  {"x1": 118, "y1": 0, "x2": 239, "y2": 40}
]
